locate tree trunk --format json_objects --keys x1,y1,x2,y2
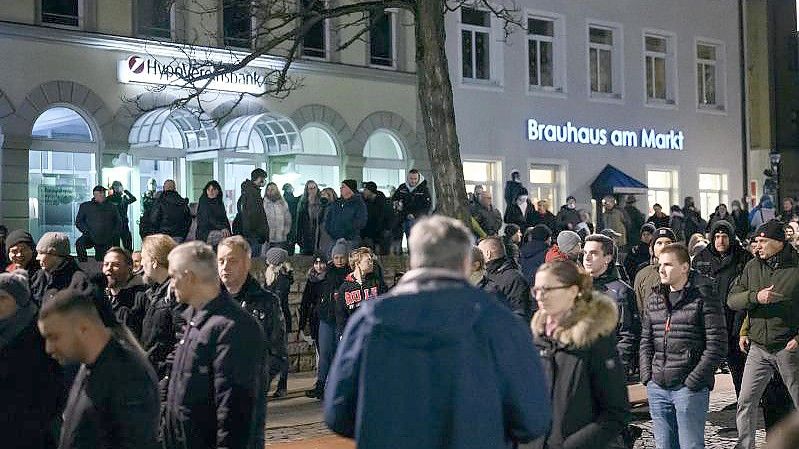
[{"x1": 414, "y1": 0, "x2": 470, "y2": 221}]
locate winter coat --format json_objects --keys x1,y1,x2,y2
[
  {"x1": 105, "y1": 276, "x2": 147, "y2": 338},
  {"x1": 75, "y1": 199, "x2": 122, "y2": 245},
  {"x1": 296, "y1": 198, "x2": 324, "y2": 254},
  {"x1": 263, "y1": 197, "x2": 292, "y2": 243},
  {"x1": 624, "y1": 205, "x2": 646, "y2": 247},
  {"x1": 0, "y1": 319, "x2": 64, "y2": 449},
  {"x1": 520, "y1": 240, "x2": 549, "y2": 282},
  {"x1": 266, "y1": 269, "x2": 294, "y2": 334},
  {"x1": 483, "y1": 257, "x2": 534, "y2": 321},
  {"x1": 335, "y1": 271, "x2": 388, "y2": 336},
  {"x1": 139, "y1": 191, "x2": 159, "y2": 238},
  {"x1": 235, "y1": 180, "x2": 269, "y2": 243},
  {"x1": 504, "y1": 180, "x2": 525, "y2": 205},
  {"x1": 319, "y1": 264, "x2": 349, "y2": 324},
  {"x1": 138, "y1": 279, "x2": 186, "y2": 380},
  {"x1": 392, "y1": 179, "x2": 432, "y2": 218},
  {"x1": 624, "y1": 242, "x2": 650, "y2": 283},
  {"x1": 599, "y1": 208, "x2": 627, "y2": 247},
  {"x1": 683, "y1": 209, "x2": 707, "y2": 239},
  {"x1": 284, "y1": 193, "x2": 300, "y2": 243},
  {"x1": 504, "y1": 202, "x2": 536, "y2": 230},
  {"x1": 325, "y1": 195, "x2": 368, "y2": 242},
  {"x1": 196, "y1": 195, "x2": 230, "y2": 243},
  {"x1": 728, "y1": 244, "x2": 799, "y2": 352},
  {"x1": 107, "y1": 190, "x2": 137, "y2": 221},
  {"x1": 502, "y1": 235, "x2": 520, "y2": 263},
  {"x1": 324, "y1": 269, "x2": 551, "y2": 449},
  {"x1": 707, "y1": 212, "x2": 733, "y2": 233},
  {"x1": 163, "y1": 293, "x2": 265, "y2": 449},
  {"x1": 471, "y1": 202, "x2": 503, "y2": 236},
  {"x1": 530, "y1": 211, "x2": 558, "y2": 234},
  {"x1": 640, "y1": 271, "x2": 727, "y2": 391},
  {"x1": 669, "y1": 213, "x2": 686, "y2": 242},
  {"x1": 299, "y1": 269, "x2": 328, "y2": 341},
  {"x1": 732, "y1": 210, "x2": 750, "y2": 242},
  {"x1": 530, "y1": 294, "x2": 629, "y2": 449},
  {"x1": 555, "y1": 206, "x2": 581, "y2": 232},
  {"x1": 592, "y1": 267, "x2": 641, "y2": 371},
  {"x1": 362, "y1": 192, "x2": 390, "y2": 241},
  {"x1": 150, "y1": 190, "x2": 191, "y2": 239},
  {"x1": 645, "y1": 213, "x2": 671, "y2": 230},
  {"x1": 59, "y1": 338, "x2": 160, "y2": 449},
  {"x1": 231, "y1": 276, "x2": 287, "y2": 373},
  {"x1": 633, "y1": 263, "x2": 660, "y2": 316},
  {"x1": 30, "y1": 257, "x2": 86, "y2": 306}
]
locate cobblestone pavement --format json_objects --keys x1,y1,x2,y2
[{"x1": 266, "y1": 374, "x2": 767, "y2": 448}]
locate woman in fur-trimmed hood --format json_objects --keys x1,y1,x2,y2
[{"x1": 529, "y1": 260, "x2": 630, "y2": 449}]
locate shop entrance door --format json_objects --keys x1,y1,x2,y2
[{"x1": 132, "y1": 156, "x2": 184, "y2": 248}]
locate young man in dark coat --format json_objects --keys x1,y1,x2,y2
[
  {"x1": 391, "y1": 169, "x2": 433, "y2": 239},
  {"x1": 0, "y1": 270, "x2": 64, "y2": 449},
  {"x1": 325, "y1": 180, "x2": 368, "y2": 248},
  {"x1": 162, "y1": 241, "x2": 265, "y2": 449},
  {"x1": 75, "y1": 185, "x2": 122, "y2": 262},
  {"x1": 555, "y1": 195, "x2": 581, "y2": 232},
  {"x1": 646, "y1": 203, "x2": 671, "y2": 229},
  {"x1": 30, "y1": 232, "x2": 86, "y2": 306},
  {"x1": 519, "y1": 224, "x2": 552, "y2": 282},
  {"x1": 325, "y1": 215, "x2": 551, "y2": 449},
  {"x1": 640, "y1": 243, "x2": 727, "y2": 449},
  {"x1": 217, "y1": 236, "x2": 285, "y2": 449},
  {"x1": 149, "y1": 179, "x2": 191, "y2": 243},
  {"x1": 691, "y1": 220, "x2": 751, "y2": 397},
  {"x1": 503, "y1": 169, "x2": 525, "y2": 206},
  {"x1": 623, "y1": 195, "x2": 646, "y2": 247},
  {"x1": 235, "y1": 168, "x2": 269, "y2": 255},
  {"x1": 38, "y1": 282, "x2": 160, "y2": 449},
  {"x1": 624, "y1": 223, "x2": 655, "y2": 283},
  {"x1": 102, "y1": 247, "x2": 147, "y2": 338},
  {"x1": 361, "y1": 181, "x2": 390, "y2": 253},
  {"x1": 478, "y1": 236, "x2": 534, "y2": 321},
  {"x1": 107, "y1": 181, "x2": 137, "y2": 252}
]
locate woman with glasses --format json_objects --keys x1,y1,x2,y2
[{"x1": 529, "y1": 260, "x2": 629, "y2": 449}]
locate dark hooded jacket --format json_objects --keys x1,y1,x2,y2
[
  {"x1": 640, "y1": 271, "x2": 727, "y2": 391},
  {"x1": 645, "y1": 213, "x2": 671, "y2": 230},
  {"x1": 325, "y1": 194, "x2": 368, "y2": 242},
  {"x1": 30, "y1": 257, "x2": 86, "y2": 306},
  {"x1": 319, "y1": 263, "x2": 349, "y2": 324},
  {"x1": 75, "y1": 199, "x2": 122, "y2": 245},
  {"x1": 471, "y1": 202, "x2": 503, "y2": 236},
  {"x1": 105, "y1": 275, "x2": 147, "y2": 338},
  {"x1": 519, "y1": 240, "x2": 549, "y2": 283},
  {"x1": 196, "y1": 183, "x2": 231, "y2": 243},
  {"x1": 150, "y1": 190, "x2": 191, "y2": 239},
  {"x1": 555, "y1": 206, "x2": 581, "y2": 232},
  {"x1": 529, "y1": 210, "x2": 558, "y2": 234},
  {"x1": 504, "y1": 202, "x2": 536, "y2": 230},
  {"x1": 235, "y1": 179, "x2": 269, "y2": 243},
  {"x1": 324, "y1": 269, "x2": 551, "y2": 449},
  {"x1": 592, "y1": 266, "x2": 641, "y2": 372},
  {"x1": 483, "y1": 257, "x2": 534, "y2": 321},
  {"x1": 266, "y1": 268, "x2": 294, "y2": 334},
  {"x1": 138, "y1": 278, "x2": 187, "y2": 379},
  {"x1": 362, "y1": 191, "x2": 390, "y2": 241},
  {"x1": 530, "y1": 294, "x2": 629, "y2": 449},
  {"x1": 231, "y1": 276, "x2": 287, "y2": 373},
  {"x1": 299, "y1": 268, "x2": 328, "y2": 341},
  {"x1": 392, "y1": 178, "x2": 432, "y2": 218}
]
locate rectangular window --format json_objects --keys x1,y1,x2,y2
[
  {"x1": 369, "y1": 9, "x2": 395, "y2": 67},
  {"x1": 697, "y1": 42, "x2": 723, "y2": 109},
  {"x1": 137, "y1": 0, "x2": 172, "y2": 39},
  {"x1": 647, "y1": 169, "x2": 679, "y2": 214},
  {"x1": 42, "y1": 0, "x2": 79, "y2": 27},
  {"x1": 223, "y1": 0, "x2": 253, "y2": 49},
  {"x1": 461, "y1": 8, "x2": 491, "y2": 81},
  {"x1": 529, "y1": 165, "x2": 559, "y2": 207},
  {"x1": 301, "y1": 0, "x2": 327, "y2": 59},
  {"x1": 643, "y1": 32, "x2": 676, "y2": 105},
  {"x1": 699, "y1": 172, "x2": 729, "y2": 219},
  {"x1": 527, "y1": 18, "x2": 554, "y2": 89},
  {"x1": 463, "y1": 160, "x2": 500, "y2": 206},
  {"x1": 588, "y1": 26, "x2": 616, "y2": 95}
]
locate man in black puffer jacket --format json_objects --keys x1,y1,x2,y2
[
  {"x1": 691, "y1": 219, "x2": 751, "y2": 397},
  {"x1": 478, "y1": 236, "x2": 534, "y2": 321},
  {"x1": 149, "y1": 180, "x2": 191, "y2": 243},
  {"x1": 75, "y1": 185, "x2": 122, "y2": 262},
  {"x1": 640, "y1": 243, "x2": 726, "y2": 449},
  {"x1": 582, "y1": 234, "x2": 640, "y2": 376}
]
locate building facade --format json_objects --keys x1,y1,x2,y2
[{"x1": 0, "y1": 0, "x2": 745, "y2": 247}]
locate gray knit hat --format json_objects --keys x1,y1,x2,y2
[
  {"x1": 265, "y1": 247, "x2": 289, "y2": 266},
  {"x1": 35, "y1": 232, "x2": 70, "y2": 257},
  {"x1": 0, "y1": 269, "x2": 31, "y2": 307},
  {"x1": 556, "y1": 231, "x2": 582, "y2": 256},
  {"x1": 330, "y1": 239, "x2": 350, "y2": 258}
]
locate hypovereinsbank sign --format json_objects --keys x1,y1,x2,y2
[{"x1": 118, "y1": 55, "x2": 268, "y2": 94}]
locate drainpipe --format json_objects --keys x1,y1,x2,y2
[{"x1": 739, "y1": 0, "x2": 750, "y2": 200}]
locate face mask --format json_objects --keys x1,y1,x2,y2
[
  {"x1": 517, "y1": 196, "x2": 528, "y2": 205},
  {"x1": 567, "y1": 203, "x2": 576, "y2": 209}
]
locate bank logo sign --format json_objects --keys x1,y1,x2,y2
[
  {"x1": 118, "y1": 55, "x2": 268, "y2": 94},
  {"x1": 527, "y1": 118, "x2": 684, "y2": 150}
]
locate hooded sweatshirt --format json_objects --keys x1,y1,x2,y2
[{"x1": 392, "y1": 177, "x2": 432, "y2": 218}]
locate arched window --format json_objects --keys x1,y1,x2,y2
[
  {"x1": 28, "y1": 106, "x2": 99, "y2": 244},
  {"x1": 363, "y1": 130, "x2": 406, "y2": 194},
  {"x1": 284, "y1": 124, "x2": 341, "y2": 193}
]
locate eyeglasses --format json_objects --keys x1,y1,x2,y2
[{"x1": 531, "y1": 285, "x2": 571, "y2": 296}]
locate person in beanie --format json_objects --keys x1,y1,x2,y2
[
  {"x1": 546, "y1": 230, "x2": 582, "y2": 263},
  {"x1": 5, "y1": 229, "x2": 41, "y2": 277},
  {"x1": 263, "y1": 182, "x2": 293, "y2": 251},
  {"x1": 0, "y1": 270, "x2": 64, "y2": 449},
  {"x1": 234, "y1": 168, "x2": 270, "y2": 255},
  {"x1": 624, "y1": 195, "x2": 646, "y2": 248},
  {"x1": 361, "y1": 181, "x2": 390, "y2": 254},
  {"x1": 478, "y1": 236, "x2": 534, "y2": 321},
  {"x1": 555, "y1": 195, "x2": 581, "y2": 232},
  {"x1": 519, "y1": 224, "x2": 552, "y2": 282},
  {"x1": 263, "y1": 246, "x2": 293, "y2": 398},
  {"x1": 646, "y1": 204, "x2": 671, "y2": 230},
  {"x1": 299, "y1": 253, "x2": 330, "y2": 399},
  {"x1": 502, "y1": 224, "x2": 522, "y2": 263},
  {"x1": 107, "y1": 181, "x2": 137, "y2": 252},
  {"x1": 335, "y1": 247, "x2": 388, "y2": 337},
  {"x1": 75, "y1": 185, "x2": 122, "y2": 262},
  {"x1": 728, "y1": 219, "x2": 799, "y2": 449},
  {"x1": 30, "y1": 232, "x2": 86, "y2": 306},
  {"x1": 692, "y1": 220, "x2": 752, "y2": 397},
  {"x1": 325, "y1": 180, "x2": 368, "y2": 248},
  {"x1": 149, "y1": 180, "x2": 191, "y2": 243},
  {"x1": 625, "y1": 223, "x2": 656, "y2": 282},
  {"x1": 392, "y1": 169, "x2": 433, "y2": 240},
  {"x1": 633, "y1": 227, "x2": 675, "y2": 314}
]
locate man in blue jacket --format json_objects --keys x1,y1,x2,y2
[
  {"x1": 325, "y1": 180, "x2": 368, "y2": 248},
  {"x1": 324, "y1": 215, "x2": 551, "y2": 449}
]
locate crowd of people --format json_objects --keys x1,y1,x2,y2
[{"x1": 2, "y1": 163, "x2": 799, "y2": 449}]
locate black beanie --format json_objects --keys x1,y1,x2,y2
[
  {"x1": 652, "y1": 227, "x2": 677, "y2": 245},
  {"x1": 711, "y1": 220, "x2": 735, "y2": 238},
  {"x1": 5, "y1": 230, "x2": 35, "y2": 250},
  {"x1": 342, "y1": 179, "x2": 358, "y2": 193},
  {"x1": 755, "y1": 219, "x2": 786, "y2": 242}
]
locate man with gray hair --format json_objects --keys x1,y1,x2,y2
[
  {"x1": 325, "y1": 215, "x2": 551, "y2": 449},
  {"x1": 162, "y1": 241, "x2": 265, "y2": 449}
]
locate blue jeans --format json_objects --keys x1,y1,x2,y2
[
  {"x1": 646, "y1": 383, "x2": 709, "y2": 449},
  {"x1": 316, "y1": 320, "x2": 337, "y2": 392}
]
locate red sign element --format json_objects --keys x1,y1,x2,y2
[{"x1": 128, "y1": 55, "x2": 145, "y2": 74}]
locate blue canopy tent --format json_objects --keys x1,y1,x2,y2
[{"x1": 591, "y1": 164, "x2": 648, "y2": 199}]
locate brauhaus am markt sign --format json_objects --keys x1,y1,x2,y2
[
  {"x1": 118, "y1": 55, "x2": 268, "y2": 95},
  {"x1": 527, "y1": 118, "x2": 685, "y2": 151}
]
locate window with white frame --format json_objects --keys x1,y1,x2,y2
[
  {"x1": 699, "y1": 172, "x2": 728, "y2": 219},
  {"x1": 42, "y1": 0, "x2": 80, "y2": 27},
  {"x1": 697, "y1": 42, "x2": 724, "y2": 109},
  {"x1": 588, "y1": 25, "x2": 619, "y2": 97},
  {"x1": 137, "y1": 0, "x2": 172, "y2": 39},
  {"x1": 644, "y1": 33, "x2": 675, "y2": 104},
  {"x1": 529, "y1": 165, "x2": 560, "y2": 207},
  {"x1": 463, "y1": 160, "x2": 500, "y2": 207},
  {"x1": 647, "y1": 169, "x2": 679, "y2": 214},
  {"x1": 527, "y1": 17, "x2": 557, "y2": 90},
  {"x1": 461, "y1": 7, "x2": 492, "y2": 81},
  {"x1": 223, "y1": 0, "x2": 253, "y2": 48},
  {"x1": 301, "y1": 0, "x2": 327, "y2": 59},
  {"x1": 369, "y1": 9, "x2": 396, "y2": 67}
]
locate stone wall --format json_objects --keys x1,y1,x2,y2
[{"x1": 251, "y1": 254, "x2": 409, "y2": 373}]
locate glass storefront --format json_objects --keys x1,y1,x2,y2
[{"x1": 363, "y1": 130, "x2": 405, "y2": 194}]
